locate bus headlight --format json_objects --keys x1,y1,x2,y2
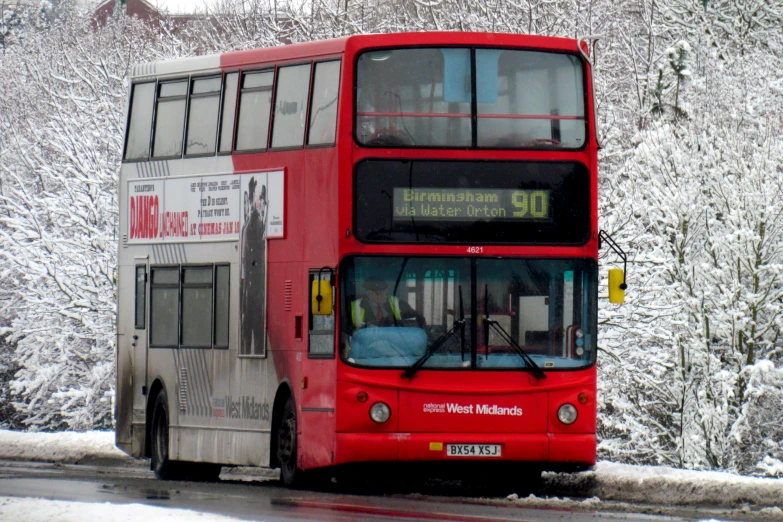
[
  {"x1": 558, "y1": 403, "x2": 578, "y2": 425},
  {"x1": 369, "y1": 402, "x2": 391, "y2": 424}
]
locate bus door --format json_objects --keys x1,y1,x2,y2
[
  {"x1": 124, "y1": 263, "x2": 149, "y2": 454},
  {"x1": 300, "y1": 268, "x2": 337, "y2": 469}
]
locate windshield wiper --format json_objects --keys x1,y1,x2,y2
[
  {"x1": 483, "y1": 319, "x2": 547, "y2": 380},
  {"x1": 483, "y1": 285, "x2": 546, "y2": 380},
  {"x1": 402, "y1": 286, "x2": 466, "y2": 380}
]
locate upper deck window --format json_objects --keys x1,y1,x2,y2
[
  {"x1": 357, "y1": 48, "x2": 472, "y2": 147},
  {"x1": 271, "y1": 63, "x2": 312, "y2": 149},
  {"x1": 236, "y1": 70, "x2": 274, "y2": 152},
  {"x1": 218, "y1": 73, "x2": 239, "y2": 153},
  {"x1": 153, "y1": 80, "x2": 188, "y2": 158},
  {"x1": 124, "y1": 82, "x2": 155, "y2": 161},
  {"x1": 185, "y1": 77, "x2": 222, "y2": 156},
  {"x1": 356, "y1": 47, "x2": 586, "y2": 149},
  {"x1": 308, "y1": 60, "x2": 341, "y2": 146},
  {"x1": 476, "y1": 50, "x2": 584, "y2": 148}
]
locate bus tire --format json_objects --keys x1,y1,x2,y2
[
  {"x1": 151, "y1": 390, "x2": 183, "y2": 480},
  {"x1": 277, "y1": 395, "x2": 303, "y2": 488}
]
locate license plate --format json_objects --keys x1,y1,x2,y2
[{"x1": 445, "y1": 444, "x2": 502, "y2": 457}]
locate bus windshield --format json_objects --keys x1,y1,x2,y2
[
  {"x1": 356, "y1": 47, "x2": 585, "y2": 149},
  {"x1": 340, "y1": 256, "x2": 596, "y2": 371}
]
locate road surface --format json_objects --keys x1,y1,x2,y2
[{"x1": 0, "y1": 460, "x2": 748, "y2": 521}]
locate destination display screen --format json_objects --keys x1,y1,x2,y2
[
  {"x1": 354, "y1": 160, "x2": 590, "y2": 245},
  {"x1": 392, "y1": 188, "x2": 551, "y2": 222}
]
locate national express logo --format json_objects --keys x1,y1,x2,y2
[{"x1": 423, "y1": 402, "x2": 523, "y2": 416}]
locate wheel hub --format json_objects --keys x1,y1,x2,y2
[{"x1": 278, "y1": 416, "x2": 295, "y2": 462}]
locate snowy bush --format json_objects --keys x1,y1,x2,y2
[
  {"x1": 729, "y1": 362, "x2": 783, "y2": 476},
  {"x1": 0, "y1": 330, "x2": 23, "y2": 430}
]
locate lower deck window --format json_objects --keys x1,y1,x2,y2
[
  {"x1": 149, "y1": 264, "x2": 230, "y2": 349},
  {"x1": 214, "y1": 265, "x2": 230, "y2": 348},
  {"x1": 181, "y1": 267, "x2": 213, "y2": 347},
  {"x1": 135, "y1": 266, "x2": 147, "y2": 330},
  {"x1": 150, "y1": 267, "x2": 179, "y2": 347}
]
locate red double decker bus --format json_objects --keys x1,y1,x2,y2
[{"x1": 116, "y1": 31, "x2": 619, "y2": 489}]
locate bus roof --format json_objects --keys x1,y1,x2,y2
[{"x1": 130, "y1": 32, "x2": 582, "y2": 80}]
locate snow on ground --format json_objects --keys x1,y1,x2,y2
[
  {"x1": 0, "y1": 429, "x2": 129, "y2": 464},
  {"x1": 594, "y1": 461, "x2": 783, "y2": 506},
  {"x1": 538, "y1": 461, "x2": 783, "y2": 509},
  {"x1": 0, "y1": 496, "x2": 247, "y2": 522}
]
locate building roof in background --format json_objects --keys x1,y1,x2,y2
[
  {"x1": 1, "y1": 0, "x2": 92, "y2": 6},
  {"x1": 92, "y1": 0, "x2": 200, "y2": 28},
  {"x1": 93, "y1": 0, "x2": 203, "y2": 16}
]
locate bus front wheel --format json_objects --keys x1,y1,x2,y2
[{"x1": 277, "y1": 395, "x2": 303, "y2": 488}]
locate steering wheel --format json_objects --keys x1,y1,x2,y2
[
  {"x1": 531, "y1": 138, "x2": 561, "y2": 146},
  {"x1": 366, "y1": 128, "x2": 413, "y2": 147},
  {"x1": 425, "y1": 324, "x2": 446, "y2": 343}
]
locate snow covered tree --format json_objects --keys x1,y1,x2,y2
[
  {"x1": 598, "y1": 33, "x2": 783, "y2": 470},
  {"x1": 0, "y1": 4, "x2": 157, "y2": 431}
]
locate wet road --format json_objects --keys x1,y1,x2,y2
[{"x1": 0, "y1": 460, "x2": 697, "y2": 521}]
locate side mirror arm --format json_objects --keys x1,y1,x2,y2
[
  {"x1": 314, "y1": 266, "x2": 335, "y2": 312},
  {"x1": 598, "y1": 230, "x2": 628, "y2": 290}
]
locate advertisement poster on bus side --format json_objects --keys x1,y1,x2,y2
[
  {"x1": 127, "y1": 171, "x2": 284, "y2": 244},
  {"x1": 240, "y1": 171, "x2": 284, "y2": 239},
  {"x1": 127, "y1": 174, "x2": 241, "y2": 243},
  {"x1": 238, "y1": 171, "x2": 284, "y2": 357}
]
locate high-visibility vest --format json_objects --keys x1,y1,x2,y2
[{"x1": 351, "y1": 296, "x2": 403, "y2": 328}]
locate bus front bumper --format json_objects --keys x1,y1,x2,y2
[{"x1": 334, "y1": 432, "x2": 595, "y2": 468}]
